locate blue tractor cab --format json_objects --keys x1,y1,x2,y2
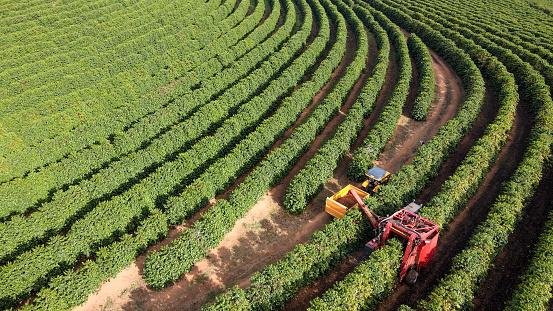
[{"x1": 362, "y1": 166, "x2": 391, "y2": 193}]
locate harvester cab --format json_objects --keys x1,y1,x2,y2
[
  {"x1": 362, "y1": 166, "x2": 391, "y2": 194},
  {"x1": 325, "y1": 185, "x2": 439, "y2": 285}
]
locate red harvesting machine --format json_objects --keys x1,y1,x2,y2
[{"x1": 325, "y1": 185, "x2": 439, "y2": 284}]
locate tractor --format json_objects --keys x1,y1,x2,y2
[
  {"x1": 362, "y1": 166, "x2": 391, "y2": 194},
  {"x1": 325, "y1": 185, "x2": 439, "y2": 284}
]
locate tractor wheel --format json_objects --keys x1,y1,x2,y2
[{"x1": 405, "y1": 269, "x2": 418, "y2": 285}]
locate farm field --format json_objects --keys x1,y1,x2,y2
[{"x1": 0, "y1": 0, "x2": 552, "y2": 310}]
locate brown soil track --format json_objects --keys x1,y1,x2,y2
[
  {"x1": 74, "y1": 17, "x2": 368, "y2": 311},
  {"x1": 284, "y1": 37, "x2": 465, "y2": 310},
  {"x1": 472, "y1": 164, "x2": 552, "y2": 310},
  {"x1": 377, "y1": 91, "x2": 532, "y2": 310}
]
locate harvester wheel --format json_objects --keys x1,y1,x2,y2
[{"x1": 405, "y1": 269, "x2": 418, "y2": 285}]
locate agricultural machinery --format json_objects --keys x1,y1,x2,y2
[
  {"x1": 361, "y1": 166, "x2": 391, "y2": 194},
  {"x1": 325, "y1": 169, "x2": 439, "y2": 284}
]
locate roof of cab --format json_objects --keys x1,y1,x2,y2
[{"x1": 366, "y1": 166, "x2": 388, "y2": 180}]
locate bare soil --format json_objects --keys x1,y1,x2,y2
[{"x1": 378, "y1": 85, "x2": 532, "y2": 310}]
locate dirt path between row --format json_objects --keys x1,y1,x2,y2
[
  {"x1": 74, "y1": 19, "x2": 362, "y2": 311},
  {"x1": 283, "y1": 41, "x2": 464, "y2": 310},
  {"x1": 378, "y1": 93, "x2": 532, "y2": 310}
]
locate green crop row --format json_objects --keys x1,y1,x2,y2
[
  {"x1": 396, "y1": 0, "x2": 553, "y2": 64},
  {"x1": 407, "y1": 34, "x2": 435, "y2": 121},
  {"x1": 21, "y1": 210, "x2": 169, "y2": 311},
  {"x1": 0, "y1": 0, "x2": 282, "y2": 221},
  {"x1": 205, "y1": 0, "x2": 488, "y2": 307},
  {"x1": 0, "y1": 0, "x2": 195, "y2": 70},
  {"x1": 307, "y1": 240, "x2": 402, "y2": 311},
  {"x1": 282, "y1": 3, "x2": 389, "y2": 214},
  {"x1": 359, "y1": 0, "x2": 485, "y2": 215},
  {"x1": 505, "y1": 196, "x2": 553, "y2": 311},
  {"x1": 0, "y1": 0, "x2": 313, "y2": 307},
  {"x1": 144, "y1": 1, "x2": 366, "y2": 288},
  {"x1": 0, "y1": 0, "x2": 248, "y2": 181},
  {"x1": 0, "y1": 0, "x2": 294, "y2": 265},
  {"x1": 388, "y1": 0, "x2": 553, "y2": 89},
  {"x1": 346, "y1": 4, "x2": 413, "y2": 181},
  {"x1": 0, "y1": 0, "x2": 234, "y2": 121}
]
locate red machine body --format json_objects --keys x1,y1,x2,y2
[{"x1": 348, "y1": 190, "x2": 440, "y2": 284}]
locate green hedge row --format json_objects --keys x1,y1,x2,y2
[
  {"x1": 0, "y1": 0, "x2": 315, "y2": 306},
  {"x1": 347, "y1": 4, "x2": 413, "y2": 181},
  {"x1": 0, "y1": 0, "x2": 294, "y2": 265},
  {"x1": 307, "y1": 240, "x2": 402, "y2": 311},
  {"x1": 0, "y1": 0, "x2": 238, "y2": 139},
  {"x1": 0, "y1": 0, "x2": 202, "y2": 71},
  {"x1": 282, "y1": 3, "x2": 390, "y2": 213},
  {"x1": 407, "y1": 34, "x2": 435, "y2": 121},
  {"x1": 0, "y1": 0, "x2": 252, "y2": 182},
  {"x1": 505, "y1": 198, "x2": 553, "y2": 311},
  {"x1": 0, "y1": 0, "x2": 282, "y2": 221},
  {"x1": 359, "y1": 0, "x2": 485, "y2": 216},
  {"x1": 143, "y1": 0, "x2": 359, "y2": 289},
  {"x1": 20, "y1": 210, "x2": 169, "y2": 311},
  {"x1": 389, "y1": 0, "x2": 553, "y2": 89}
]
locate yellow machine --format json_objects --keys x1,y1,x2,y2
[
  {"x1": 325, "y1": 184, "x2": 369, "y2": 219},
  {"x1": 361, "y1": 166, "x2": 391, "y2": 193}
]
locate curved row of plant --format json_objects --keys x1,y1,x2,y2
[
  {"x1": 200, "y1": 4, "x2": 396, "y2": 309},
  {"x1": 385, "y1": 0, "x2": 553, "y2": 89},
  {"x1": 142, "y1": 0, "x2": 367, "y2": 289},
  {"x1": 282, "y1": 2, "x2": 407, "y2": 213},
  {"x1": 298, "y1": 0, "x2": 521, "y2": 306},
  {"x1": 0, "y1": 1, "x2": 245, "y2": 157},
  {"x1": 369, "y1": 1, "x2": 553, "y2": 310},
  {"x1": 0, "y1": 0, "x2": 194, "y2": 69},
  {"x1": 0, "y1": 0, "x2": 254, "y2": 181},
  {"x1": 0, "y1": 0, "x2": 317, "y2": 306},
  {"x1": 0, "y1": 0, "x2": 234, "y2": 123},
  {"x1": 400, "y1": 0, "x2": 553, "y2": 63},
  {"x1": 205, "y1": 0, "x2": 488, "y2": 307},
  {"x1": 0, "y1": 0, "x2": 297, "y2": 264},
  {"x1": 0, "y1": 0, "x2": 284, "y2": 221},
  {"x1": 0, "y1": 0, "x2": 225, "y2": 109},
  {"x1": 307, "y1": 240, "x2": 402, "y2": 310},
  {"x1": 408, "y1": 34, "x2": 435, "y2": 121},
  {"x1": 505, "y1": 191, "x2": 553, "y2": 311}
]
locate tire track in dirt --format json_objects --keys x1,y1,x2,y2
[
  {"x1": 284, "y1": 41, "x2": 464, "y2": 311},
  {"x1": 73, "y1": 14, "x2": 358, "y2": 311},
  {"x1": 472, "y1": 163, "x2": 551, "y2": 310},
  {"x1": 377, "y1": 94, "x2": 531, "y2": 310}
]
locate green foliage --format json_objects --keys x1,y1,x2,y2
[
  {"x1": 307, "y1": 240, "x2": 402, "y2": 310},
  {"x1": 407, "y1": 34, "x2": 435, "y2": 121},
  {"x1": 143, "y1": 0, "x2": 356, "y2": 288},
  {"x1": 506, "y1": 205, "x2": 553, "y2": 311}
]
